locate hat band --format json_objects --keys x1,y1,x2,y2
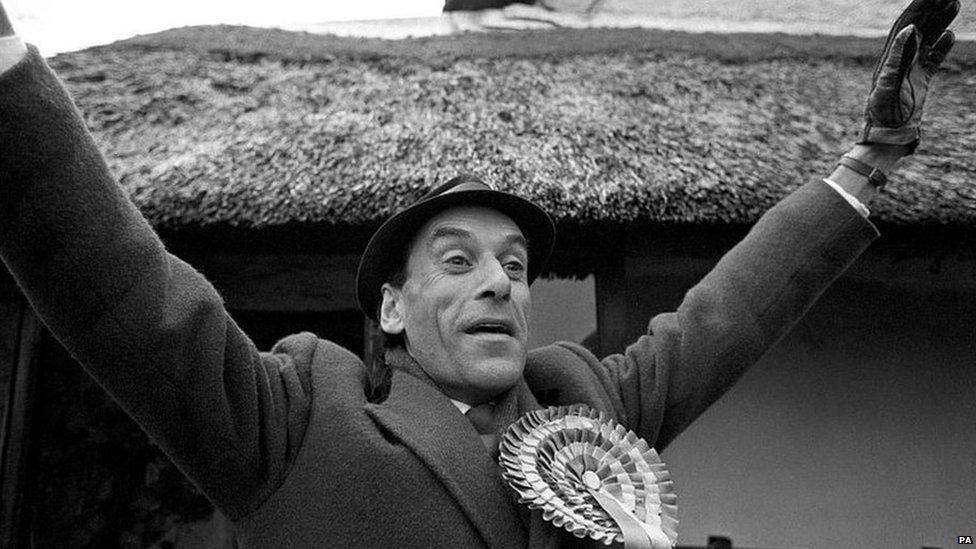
[{"x1": 442, "y1": 181, "x2": 494, "y2": 194}]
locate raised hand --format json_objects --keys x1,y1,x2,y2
[{"x1": 860, "y1": 0, "x2": 960, "y2": 154}]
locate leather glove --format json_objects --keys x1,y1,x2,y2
[{"x1": 860, "y1": 0, "x2": 959, "y2": 154}]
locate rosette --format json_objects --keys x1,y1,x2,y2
[{"x1": 499, "y1": 405, "x2": 678, "y2": 549}]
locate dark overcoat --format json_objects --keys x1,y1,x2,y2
[{"x1": 0, "y1": 49, "x2": 878, "y2": 547}]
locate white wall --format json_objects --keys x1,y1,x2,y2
[
  {"x1": 526, "y1": 275, "x2": 596, "y2": 350},
  {"x1": 662, "y1": 253, "x2": 976, "y2": 549}
]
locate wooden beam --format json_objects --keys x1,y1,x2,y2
[
  {"x1": 594, "y1": 255, "x2": 629, "y2": 358},
  {"x1": 0, "y1": 305, "x2": 43, "y2": 549},
  {"x1": 184, "y1": 253, "x2": 361, "y2": 313},
  {"x1": 362, "y1": 319, "x2": 384, "y2": 374},
  {"x1": 0, "y1": 301, "x2": 19, "y2": 387}
]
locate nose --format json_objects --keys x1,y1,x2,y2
[{"x1": 477, "y1": 258, "x2": 512, "y2": 302}]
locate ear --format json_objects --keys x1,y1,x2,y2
[{"x1": 379, "y1": 283, "x2": 405, "y2": 335}]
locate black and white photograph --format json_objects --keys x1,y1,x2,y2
[{"x1": 0, "y1": 0, "x2": 973, "y2": 547}]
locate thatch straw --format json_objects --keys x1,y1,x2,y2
[{"x1": 51, "y1": 26, "x2": 976, "y2": 231}]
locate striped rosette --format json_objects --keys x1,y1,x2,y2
[{"x1": 499, "y1": 405, "x2": 678, "y2": 549}]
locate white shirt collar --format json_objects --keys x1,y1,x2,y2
[
  {"x1": 0, "y1": 35, "x2": 28, "y2": 75},
  {"x1": 450, "y1": 399, "x2": 472, "y2": 414}
]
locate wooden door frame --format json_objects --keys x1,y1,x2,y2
[{"x1": 0, "y1": 304, "x2": 43, "y2": 549}]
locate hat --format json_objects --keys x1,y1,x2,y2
[{"x1": 356, "y1": 175, "x2": 555, "y2": 322}]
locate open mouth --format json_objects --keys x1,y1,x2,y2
[{"x1": 463, "y1": 321, "x2": 515, "y2": 337}]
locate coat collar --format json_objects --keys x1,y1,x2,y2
[{"x1": 365, "y1": 351, "x2": 539, "y2": 548}]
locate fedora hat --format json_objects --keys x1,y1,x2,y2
[{"x1": 356, "y1": 175, "x2": 555, "y2": 322}]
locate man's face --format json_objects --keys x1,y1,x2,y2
[{"x1": 380, "y1": 206, "x2": 531, "y2": 404}]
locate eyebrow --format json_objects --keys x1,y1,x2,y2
[
  {"x1": 428, "y1": 226, "x2": 528, "y2": 254},
  {"x1": 430, "y1": 226, "x2": 474, "y2": 244},
  {"x1": 502, "y1": 233, "x2": 529, "y2": 253}
]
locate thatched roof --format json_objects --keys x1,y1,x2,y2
[{"x1": 53, "y1": 26, "x2": 976, "y2": 233}]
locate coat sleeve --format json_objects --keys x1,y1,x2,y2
[
  {"x1": 599, "y1": 180, "x2": 880, "y2": 449},
  {"x1": 0, "y1": 47, "x2": 317, "y2": 520}
]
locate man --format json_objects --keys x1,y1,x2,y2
[{"x1": 0, "y1": 0, "x2": 961, "y2": 547}]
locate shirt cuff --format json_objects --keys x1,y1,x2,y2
[
  {"x1": 823, "y1": 178, "x2": 870, "y2": 218},
  {"x1": 0, "y1": 35, "x2": 28, "y2": 75}
]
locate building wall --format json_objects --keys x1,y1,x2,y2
[
  {"x1": 526, "y1": 275, "x2": 597, "y2": 350},
  {"x1": 637, "y1": 246, "x2": 976, "y2": 549}
]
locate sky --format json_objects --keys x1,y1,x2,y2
[
  {"x1": 4, "y1": 0, "x2": 446, "y2": 54},
  {"x1": 9, "y1": 0, "x2": 975, "y2": 56}
]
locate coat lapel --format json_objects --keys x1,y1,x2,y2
[
  {"x1": 491, "y1": 381, "x2": 567, "y2": 549},
  {"x1": 366, "y1": 369, "x2": 528, "y2": 548}
]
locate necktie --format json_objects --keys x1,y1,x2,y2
[{"x1": 465, "y1": 403, "x2": 499, "y2": 460}]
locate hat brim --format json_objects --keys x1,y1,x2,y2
[{"x1": 356, "y1": 189, "x2": 555, "y2": 322}]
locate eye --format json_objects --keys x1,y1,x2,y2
[
  {"x1": 445, "y1": 255, "x2": 471, "y2": 268},
  {"x1": 504, "y1": 260, "x2": 526, "y2": 276}
]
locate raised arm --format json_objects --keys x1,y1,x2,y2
[
  {"x1": 601, "y1": 0, "x2": 960, "y2": 448},
  {"x1": 0, "y1": 8, "x2": 314, "y2": 519}
]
